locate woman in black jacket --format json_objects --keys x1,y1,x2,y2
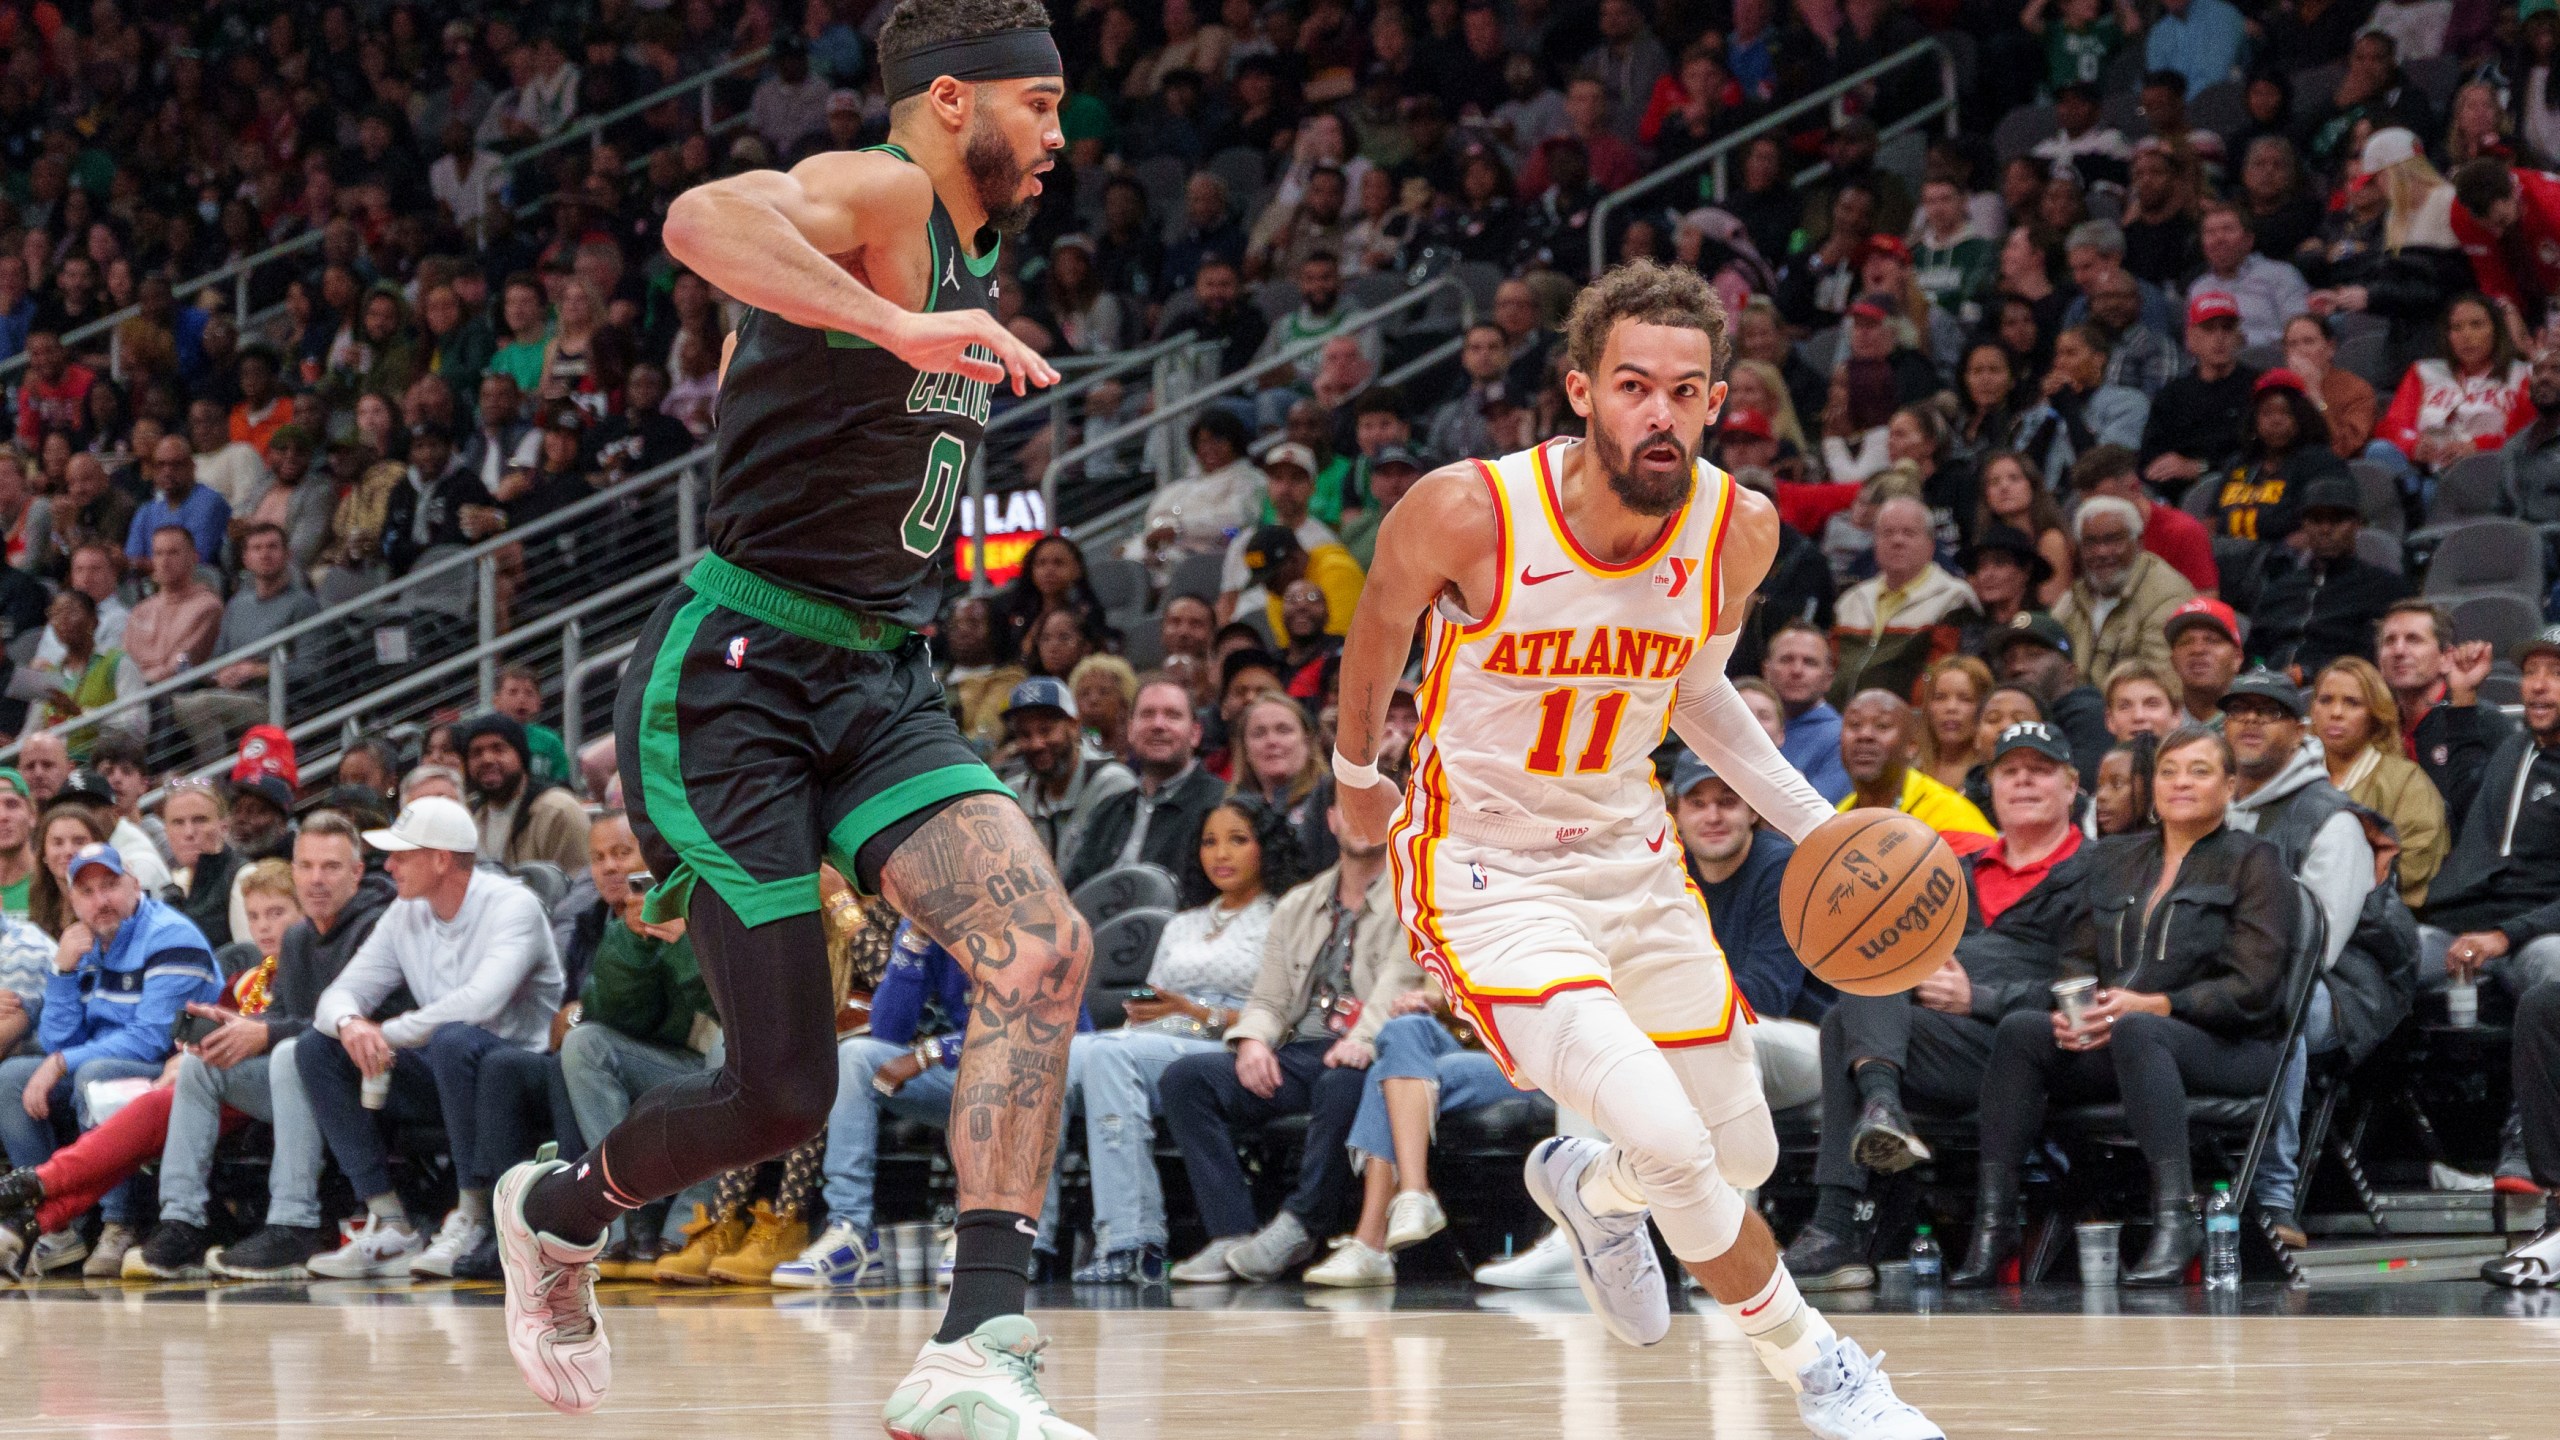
[{"x1": 1951, "y1": 724, "x2": 2298, "y2": 1289}]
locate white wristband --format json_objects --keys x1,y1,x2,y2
[{"x1": 1332, "y1": 749, "x2": 1381, "y2": 789}]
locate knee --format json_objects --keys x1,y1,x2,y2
[
  {"x1": 1991, "y1": 1008, "x2": 2054, "y2": 1055},
  {"x1": 1375, "y1": 1013, "x2": 1438, "y2": 1058},
  {"x1": 296, "y1": 1030, "x2": 351, "y2": 1084},
  {"x1": 174, "y1": 1051, "x2": 217, "y2": 1094},
  {"x1": 2521, "y1": 981, "x2": 2560, "y2": 1039},
  {"x1": 558, "y1": 1022, "x2": 608, "y2": 1078},
  {"x1": 2108, "y1": 1009, "x2": 2172, "y2": 1052},
  {"x1": 420, "y1": 1022, "x2": 487, "y2": 1066},
  {"x1": 1713, "y1": 1107, "x2": 1780, "y2": 1191},
  {"x1": 757, "y1": 1060, "x2": 836, "y2": 1150},
  {"x1": 1157, "y1": 1051, "x2": 1219, "y2": 1111}
]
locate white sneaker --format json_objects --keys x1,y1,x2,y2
[
  {"x1": 881, "y1": 1315, "x2": 1094, "y2": 1440},
  {"x1": 306, "y1": 1215, "x2": 424, "y2": 1278},
  {"x1": 937, "y1": 1228, "x2": 956, "y2": 1288},
  {"x1": 1796, "y1": 1336, "x2": 1944, "y2": 1440},
  {"x1": 1170, "y1": 1236, "x2": 1245, "y2": 1284},
  {"x1": 493, "y1": 1148, "x2": 610, "y2": 1416},
  {"x1": 1303, "y1": 1236, "x2": 1395, "y2": 1288},
  {"x1": 409, "y1": 1209, "x2": 493, "y2": 1278},
  {"x1": 1224, "y1": 1210, "x2": 1315, "y2": 1281},
  {"x1": 2484, "y1": 1223, "x2": 2560, "y2": 1288},
  {"x1": 1523, "y1": 1137, "x2": 1669, "y2": 1347},
  {"x1": 770, "y1": 1220, "x2": 879, "y2": 1289},
  {"x1": 1385, "y1": 1191, "x2": 1447, "y2": 1252},
  {"x1": 1474, "y1": 1228, "x2": 1577, "y2": 1289}
]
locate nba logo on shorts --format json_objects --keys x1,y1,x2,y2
[
  {"x1": 725, "y1": 636, "x2": 749, "y2": 669},
  {"x1": 1470, "y1": 861, "x2": 1488, "y2": 890}
]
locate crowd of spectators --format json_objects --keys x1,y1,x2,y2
[{"x1": 4, "y1": 0, "x2": 2560, "y2": 1295}]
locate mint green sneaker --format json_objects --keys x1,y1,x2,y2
[{"x1": 881, "y1": 1316, "x2": 1093, "y2": 1440}]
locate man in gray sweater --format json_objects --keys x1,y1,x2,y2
[
  {"x1": 298, "y1": 797, "x2": 563, "y2": 1279},
  {"x1": 170, "y1": 522, "x2": 323, "y2": 767}
]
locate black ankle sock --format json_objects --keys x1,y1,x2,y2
[
  {"x1": 1854, "y1": 1061, "x2": 1902, "y2": 1108},
  {"x1": 1811, "y1": 1184, "x2": 1866, "y2": 1238},
  {"x1": 521, "y1": 1145, "x2": 639, "y2": 1247},
  {"x1": 936, "y1": 1209, "x2": 1038, "y2": 1344}
]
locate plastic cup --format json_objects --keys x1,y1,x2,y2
[
  {"x1": 890, "y1": 1222, "x2": 933, "y2": 1285},
  {"x1": 2076, "y1": 1221, "x2": 2121, "y2": 1286},
  {"x1": 2053, "y1": 977, "x2": 2098, "y2": 1026},
  {"x1": 2448, "y1": 980, "x2": 2479, "y2": 1028},
  {"x1": 361, "y1": 1069, "x2": 392, "y2": 1110}
]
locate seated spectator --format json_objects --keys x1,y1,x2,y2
[
  {"x1": 1958, "y1": 526, "x2": 2048, "y2": 641},
  {"x1": 458, "y1": 714, "x2": 592, "y2": 874},
  {"x1": 1829, "y1": 497, "x2": 1981, "y2": 705},
  {"x1": 1231, "y1": 694, "x2": 1333, "y2": 868},
  {"x1": 300, "y1": 798, "x2": 565, "y2": 1278},
  {"x1": 170, "y1": 523, "x2": 322, "y2": 767},
  {"x1": 126, "y1": 433, "x2": 232, "y2": 568},
  {"x1": 2379, "y1": 292, "x2": 2536, "y2": 474},
  {"x1": 1221, "y1": 446, "x2": 1341, "y2": 617},
  {"x1": 937, "y1": 596, "x2": 1028, "y2": 755},
  {"x1": 2416, "y1": 627, "x2": 2560, "y2": 1009},
  {"x1": 2250, "y1": 475, "x2": 2410, "y2": 675},
  {"x1": 2053, "y1": 495, "x2": 2197, "y2": 690},
  {"x1": 1227, "y1": 524, "x2": 1363, "y2": 647},
  {"x1": 1912, "y1": 657, "x2": 1995, "y2": 793},
  {"x1": 2188, "y1": 204, "x2": 2310, "y2": 348},
  {"x1": 1130, "y1": 410, "x2": 1266, "y2": 572},
  {"x1": 1003, "y1": 679, "x2": 1136, "y2": 867},
  {"x1": 2374, "y1": 600, "x2": 2511, "y2": 830},
  {"x1": 1059, "y1": 798, "x2": 1300, "y2": 1283},
  {"x1": 187, "y1": 397, "x2": 273, "y2": 514},
  {"x1": 2165, "y1": 597, "x2": 2247, "y2": 726},
  {"x1": 2484, "y1": 980, "x2": 2560, "y2": 1286},
  {"x1": 1273, "y1": 584, "x2": 1341, "y2": 696},
  {"x1": 2215, "y1": 371, "x2": 2352, "y2": 552},
  {"x1": 988, "y1": 536, "x2": 1111, "y2": 672},
  {"x1": 2283, "y1": 315, "x2": 2387, "y2": 468},
  {"x1": 0, "y1": 842, "x2": 222, "y2": 1277},
  {"x1": 161, "y1": 780, "x2": 238, "y2": 949},
  {"x1": 1071, "y1": 655, "x2": 1139, "y2": 758},
  {"x1": 1953, "y1": 724, "x2": 2295, "y2": 1289},
  {"x1": 26, "y1": 805, "x2": 109, "y2": 941},
  {"x1": 2015, "y1": 324, "x2": 2152, "y2": 483},
  {"x1": 1837, "y1": 689, "x2": 1995, "y2": 838},
  {"x1": 1339, "y1": 443, "x2": 1425, "y2": 571},
  {"x1": 2105, "y1": 660, "x2": 2185, "y2": 739},
  {"x1": 1064, "y1": 675, "x2": 1229, "y2": 909},
  {"x1": 1673, "y1": 754, "x2": 1830, "y2": 1111},
  {"x1": 1987, "y1": 614, "x2": 2114, "y2": 787},
  {"x1": 2139, "y1": 294, "x2": 2259, "y2": 496},
  {"x1": 1767, "y1": 622, "x2": 1854, "y2": 802},
  {"x1": 1787, "y1": 720, "x2": 2086, "y2": 1290},
  {"x1": 0, "y1": 773, "x2": 33, "y2": 921},
  {"x1": 1974, "y1": 453, "x2": 2072, "y2": 606},
  {"x1": 2310, "y1": 657, "x2": 2448, "y2": 906},
  {"x1": 1162, "y1": 801, "x2": 1414, "y2": 1283},
  {"x1": 2083, "y1": 263, "x2": 2183, "y2": 400},
  {"x1": 558, "y1": 810, "x2": 716, "y2": 1276},
  {"x1": 2091, "y1": 730, "x2": 2160, "y2": 837},
  {"x1": 490, "y1": 665, "x2": 573, "y2": 790},
  {"x1": 30, "y1": 590, "x2": 145, "y2": 760}
]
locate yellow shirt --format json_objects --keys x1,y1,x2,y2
[
  {"x1": 1263, "y1": 542, "x2": 1367, "y2": 639},
  {"x1": 1837, "y1": 767, "x2": 1996, "y2": 838}
]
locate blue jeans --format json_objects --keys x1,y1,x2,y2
[
  {"x1": 1345, "y1": 1014, "x2": 1516, "y2": 1168},
  {"x1": 156, "y1": 1039, "x2": 327, "y2": 1230},
  {"x1": 558, "y1": 1022, "x2": 721, "y2": 1245},
  {"x1": 1161, "y1": 1037, "x2": 1366, "y2": 1239},
  {"x1": 2252, "y1": 984, "x2": 2334, "y2": 1217},
  {"x1": 1071, "y1": 1027, "x2": 1223, "y2": 1253},
  {"x1": 299, "y1": 1021, "x2": 516, "y2": 1202},
  {"x1": 0, "y1": 1053, "x2": 163, "y2": 1223},
  {"x1": 817, "y1": 1035, "x2": 957, "y2": 1233}
]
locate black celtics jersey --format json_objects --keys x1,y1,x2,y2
[{"x1": 703, "y1": 144, "x2": 999, "y2": 629}]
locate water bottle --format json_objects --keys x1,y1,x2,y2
[
  {"x1": 2204, "y1": 1182, "x2": 2241, "y2": 1291},
  {"x1": 1907, "y1": 1224, "x2": 1942, "y2": 1285}
]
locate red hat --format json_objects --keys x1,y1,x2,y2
[
  {"x1": 2162, "y1": 597, "x2": 2243, "y2": 647},
  {"x1": 231, "y1": 724, "x2": 299, "y2": 789},
  {"x1": 1721, "y1": 408, "x2": 1775, "y2": 441},
  {"x1": 2187, "y1": 291, "x2": 2241, "y2": 327},
  {"x1": 2253, "y1": 367, "x2": 2309, "y2": 396},
  {"x1": 1847, "y1": 291, "x2": 1896, "y2": 320},
  {"x1": 1860, "y1": 234, "x2": 1912, "y2": 265}
]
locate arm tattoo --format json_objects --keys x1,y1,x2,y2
[{"x1": 880, "y1": 795, "x2": 1092, "y2": 1212}]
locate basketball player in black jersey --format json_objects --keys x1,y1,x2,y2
[{"x1": 491, "y1": 5, "x2": 1095, "y2": 1436}]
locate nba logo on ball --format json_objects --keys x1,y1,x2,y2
[
  {"x1": 725, "y1": 636, "x2": 749, "y2": 669},
  {"x1": 1778, "y1": 810, "x2": 1968, "y2": 998}
]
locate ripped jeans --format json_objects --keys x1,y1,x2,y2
[{"x1": 1071, "y1": 1027, "x2": 1223, "y2": 1255}]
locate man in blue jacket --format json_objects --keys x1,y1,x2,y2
[
  {"x1": 0, "y1": 842, "x2": 221, "y2": 1274},
  {"x1": 773, "y1": 922, "x2": 1094, "y2": 1289},
  {"x1": 1673, "y1": 752, "x2": 1830, "y2": 1114}
]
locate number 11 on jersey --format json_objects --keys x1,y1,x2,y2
[{"x1": 1524, "y1": 687, "x2": 1628, "y2": 776}]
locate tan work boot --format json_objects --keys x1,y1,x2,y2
[
  {"x1": 708, "y1": 1203, "x2": 809, "y2": 1285},
  {"x1": 653, "y1": 1205, "x2": 749, "y2": 1286}
]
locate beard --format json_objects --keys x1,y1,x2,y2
[
  {"x1": 1591, "y1": 421, "x2": 1696, "y2": 517},
  {"x1": 964, "y1": 117, "x2": 1038, "y2": 237},
  {"x1": 2084, "y1": 564, "x2": 2129, "y2": 597}
]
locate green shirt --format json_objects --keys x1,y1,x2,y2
[
  {"x1": 1, "y1": 873, "x2": 29, "y2": 918},
  {"x1": 580, "y1": 920, "x2": 710, "y2": 1052},
  {"x1": 1911, "y1": 235, "x2": 1995, "y2": 326},
  {"x1": 527, "y1": 722, "x2": 570, "y2": 789},
  {"x1": 485, "y1": 337, "x2": 549, "y2": 395},
  {"x1": 1262, "y1": 455, "x2": 1359, "y2": 530},
  {"x1": 2045, "y1": 18, "x2": 2123, "y2": 92}
]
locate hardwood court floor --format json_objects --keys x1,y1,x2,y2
[{"x1": 6, "y1": 1279, "x2": 2560, "y2": 1438}]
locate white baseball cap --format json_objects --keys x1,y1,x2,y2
[
  {"x1": 363, "y1": 795, "x2": 481, "y2": 854},
  {"x1": 2361, "y1": 127, "x2": 2419, "y2": 174}
]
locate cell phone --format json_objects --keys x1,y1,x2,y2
[
  {"x1": 627, "y1": 871, "x2": 655, "y2": 894},
  {"x1": 1128, "y1": 986, "x2": 1157, "y2": 1002},
  {"x1": 170, "y1": 1011, "x2": 223, "y2": 1047}
]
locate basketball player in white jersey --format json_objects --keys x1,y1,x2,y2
[{"x1": 1334, "y1": 262, "x2": 1942, "y2": 1440}]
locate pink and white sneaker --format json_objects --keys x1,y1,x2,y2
[{"x1": 493, "y1": 1145, "x2": 611, "y2": 1415}]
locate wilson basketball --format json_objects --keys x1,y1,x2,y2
[{"x1": 1778, "y1": 809, "x2": 1968, "y2": 997}]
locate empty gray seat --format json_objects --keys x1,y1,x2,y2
[
  {"x1": 2430, "y1": 452, "x2": 2510, "y2": 524},
  {"x1": 1086, "y1": 557, "x2": 1149, "y2": 613},
  {"x1": 2425, "y1": 518, "x2": 2544, "y2": 599},
  {"x1": 2447, "y1": 592, "x2": 2543, "y2": 655}
]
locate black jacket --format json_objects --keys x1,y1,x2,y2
[
  {"x1": 2411, "y1": 695, "x2": 2514, "y2": 834},
  {"x1": 2248, "y1": 551, "x2": 2410, "y2": 676},
  {"x1": 381, "y1": 460, "x2": 496, "y2": 575},
  {"x1": 1953, "y1": 839, "x2": 2091, "y2": 1022},
  {"x1": 2139, "y1": 364, "x2": 2260, "y2": 473},
  {"x1": 2068, "y1": 826, "x2": 2297, "y2": 1041},
  {"x1": 2420, "y1": 728, "x2": 2560, "y2": 945},
  {"x1": 1061, "y1": 763, "x2": 1228, "y2": 910},
  {"x1": 263, "y1": 870, "x2": 397, "y2": 1047},
  {"x1": 174, "y1": 845, "x2": 241, "y2": 950},
  {"x1": 2048, "y1": 684, "x2": 2111, "y2": 790}
]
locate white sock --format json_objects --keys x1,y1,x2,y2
[
  {"x1": 1720, "y1": 1263, "x2": 1836, "y2": 1391},
  {"x1": 1576, "y1": 1146, "x2": 1649, "y2": 1217},
  {"x1": 365, "y1": 1193, "x2": 407, "y2": 1225},
  {"x1": 458, "y1": 1189, "x2": 492, "y2": 1224}
]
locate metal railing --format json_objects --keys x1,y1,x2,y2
[
  {"x1": 0, "y1": 442, "x2": 712, "y2": 766},
  {"x1": 1588, "y1": 38, "x2": 1958, "y2": 280},
  {"x1": 1038, "y1": 273, "x2": 1473, "y2": 532},
  {"x1": 3, "y1": 49, "x2": 773, "y2": 384}
]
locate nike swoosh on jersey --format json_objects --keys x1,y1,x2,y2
[
  {"x1": 1646, "y1": 827, "x2": 1667, "y2": 852},
  {"x1": 1520, "y1": 567, "x2": 1570, "y2": 585}
]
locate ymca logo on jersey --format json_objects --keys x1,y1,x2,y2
[
  {"x1": 907, "y1": 350, "x2": 995, "y2": 425},
  {"x1": 1653, "y1": 556, "x2": 1697, "y2": 599}
]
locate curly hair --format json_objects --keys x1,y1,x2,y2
[
  {"x1": 879, "y1": 0, "x2": 1053, "y2": 68},
  {"x1": 1563, "y1": 259, "x2": 1730, "y2": 383},
  {"x1": 1208, "y1": 792, "x2": 1312, "y2": 901}
]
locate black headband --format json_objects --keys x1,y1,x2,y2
[{"x1": 882, "y1": 28, "x2": 1062, "y2": 104}]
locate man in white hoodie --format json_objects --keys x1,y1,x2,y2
[{"x1": 298, "y1": 796, "x2": 564, "y2": 1278}]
